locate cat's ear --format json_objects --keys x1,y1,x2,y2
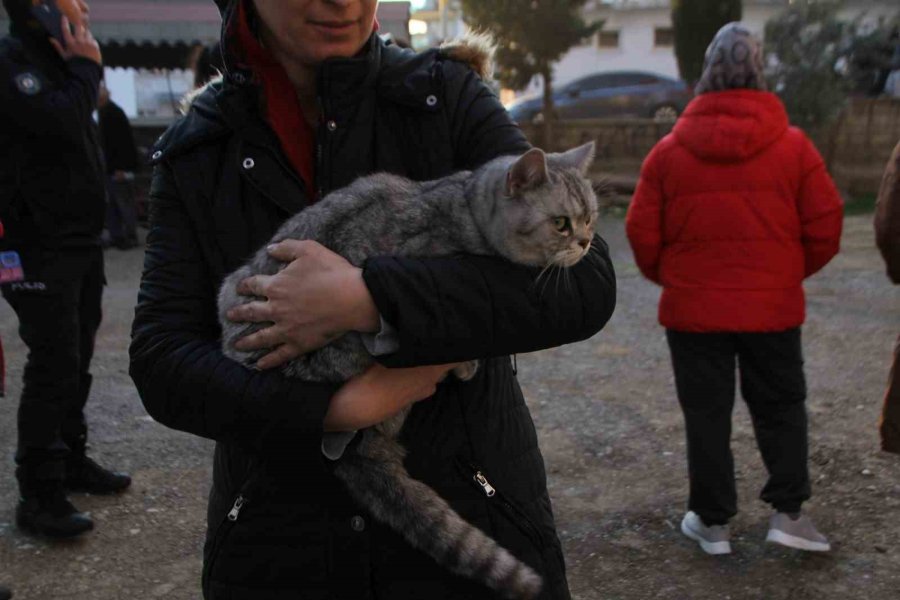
[
  {"x1": 507, "y1": 148, "x2": 549, "y2": 196},
  {"x1": 556, "y1": 142, "x2": 596, "y2": 175}
]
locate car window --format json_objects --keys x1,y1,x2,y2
[
  {"x1": 634, "y1": 74, "x2": 661, "y2": 85},
  {"x1": 610, "y1": 73, "x2": 659, "y2": 86},
  {"x1": 571, "y1": 73, "x2": 660, "y2": 92},
  {"x1": 571, "y1": 74, "x2": 616, "y2": 92}
]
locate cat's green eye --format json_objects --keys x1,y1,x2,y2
[{"x1": 553, "y1": 217, "x2": 570, "y2": 232}]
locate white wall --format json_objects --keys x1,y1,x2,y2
[
  {"x1": 553, "y1": 9, "x2": 680, "y2": 88},
  {"x1": 104, "y1": 68, "x2": 138, "y2": 118}
]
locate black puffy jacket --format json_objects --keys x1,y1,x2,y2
[
  {"x1": 129, "y1": 6, "x2": 616, "y2": 599},
  {"x1": 0, "y1": 24, "x2": 106, "y2": 250}
]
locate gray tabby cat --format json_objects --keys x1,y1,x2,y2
[{"x1": 218, "y1": 142, "x2": 598, "y2": 599}]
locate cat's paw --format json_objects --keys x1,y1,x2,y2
[{"x1": 453, "y1": 360, "x2": 479, "y2": 382}]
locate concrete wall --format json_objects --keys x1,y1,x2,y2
[
  {"x1": 520, "y1": 98, "x2": 900, "y2": 199},
  {"x1": 520, "y1": 118, "x2": 673, "y2": 177},
  {"x1": 825, "y1": 98, "x2": 900, "y2": 196}
]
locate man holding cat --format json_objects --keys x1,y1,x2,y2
[
  {"x1": 0, "y1": 0, "x2": 131, "y2": 540},
  {"x1": 129, "y1": 0, "x2": 616, "y2": 598}
]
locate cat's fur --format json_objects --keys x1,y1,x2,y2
[{"x1": 218, "y1": 142, "x2": 598, "y2": 599}]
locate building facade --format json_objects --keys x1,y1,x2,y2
[{"x1": 525, "y1": 0, "x2": 898, "y2": 95}]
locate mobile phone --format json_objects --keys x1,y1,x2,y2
[{"x1": 30, "y1": 0, "x2": 66, "y2": 43}]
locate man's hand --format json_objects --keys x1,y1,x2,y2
[
  {"x1": 49, "y1": 16, "x2": 102, "y2": 65},
  {"x1": 226, "y1": 240, "x2": 381, "y2": 370},
  {"x1": 324, "y1": 363, "x2": 460, "y2": 432}
]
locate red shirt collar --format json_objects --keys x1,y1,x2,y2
[{"x1": 235, "y1": 0, "x2": 317, "y2": 200}]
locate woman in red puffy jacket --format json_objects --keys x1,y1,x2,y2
[{"x1": 626, "y1": 23, "x2": 843, "y2": 556}]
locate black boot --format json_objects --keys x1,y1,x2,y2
[
  {"x1": 0, "y1": 585, "x2": 12, "y2": 600},
  {"x1": 16, "y1": 484, "x2": 93, "y2": 539},
  {"x1": 65, "y1": 455, "x2": 131, "y2": 495}
]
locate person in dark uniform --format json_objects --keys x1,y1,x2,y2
[
  {"x1": 97, "y1": 79, "x2": 139, "y2": 249},
  {"x1": 0, "y1": 221, "x2": 10, "y2": 600},
  {"x1": 0, "y1": 0, "x2": 131, "y2": 539}
]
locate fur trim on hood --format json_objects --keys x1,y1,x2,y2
[{"x1": 439, "y1": 32, "x2": 497, "y2": 81}]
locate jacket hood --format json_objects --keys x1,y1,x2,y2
[{"x1": 673, "y1": 90, "x2": 789, "y2": 163}]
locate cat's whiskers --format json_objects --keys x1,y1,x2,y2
[
  {"x1": 534, "y1": 255, "x2": 559, "y2": 295},
  {"x1": 536, "y1": 265, "x2": 557, "y2": 298},
  {"x1": 554, "y1": 264, "x2": 565, "y2": 297}
]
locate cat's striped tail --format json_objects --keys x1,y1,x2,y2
[{"x1": 333, "y1": 433, "x2": 542, "y2": 600}]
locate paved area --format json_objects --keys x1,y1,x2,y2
[{"x1": 1, "y1": 215, "x2": 898, "y2": 599}]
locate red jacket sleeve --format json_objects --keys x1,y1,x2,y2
[
  {"x1": 797, "y1": 134, "x2": 844, "y2": 277},
  {"x1": 626, "y1": 144, "x2": 665, "y2": 284}
]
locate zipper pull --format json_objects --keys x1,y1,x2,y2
[
  {"x1": 473, "y1": 472, "x2": 496, "y2": 497},
  {"x1": 227, "y1": 495, "x2": 246, "y2": 522}
]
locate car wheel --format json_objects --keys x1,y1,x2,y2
[{"x1": 652, "y1": 105, "x2": 679, "y2": 123}]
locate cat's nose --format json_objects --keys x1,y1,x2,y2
[{"x1": 578, "y1": 238, "x2": 590, "y2": 250}]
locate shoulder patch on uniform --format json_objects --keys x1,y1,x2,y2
[{"x1": 14, "y1": 72, "x2": 41, "y2": 95}]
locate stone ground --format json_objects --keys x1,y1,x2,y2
[{"x1": 0, "y1": 214, "x2": 898, "y2": 600}]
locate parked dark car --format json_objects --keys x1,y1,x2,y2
[{"x1": 507, "y1": 70, "x2": 692, "y2": 124}]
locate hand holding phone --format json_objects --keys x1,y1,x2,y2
[
  {"x1": 31, "y1": 1, "x2": 102, "y2": 65},
  {"x1": 50, "y1": 15, "x2": 101, "y2": 65},
  {"x1": 30, "y1": 0, "x2": 66, "y2": 42}
]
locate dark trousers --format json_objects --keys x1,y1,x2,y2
[
  {"x1": 1, "y1": 247, "x2": 104, "y2": 487},
  {"x1": 105, "y1": 178, "x2": 138, "y2": 247},
  {"x1": 666, "y1": 329, "x2": 811, "y2": 525}
]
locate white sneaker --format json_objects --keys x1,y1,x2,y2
[
  {"x1": 766, "y1": 512, "x2": 830, "y2": 552},
  {"x1": 681, "y1": 511, "x2": 732, "y2": 555}
]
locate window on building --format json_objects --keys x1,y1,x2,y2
[
  {"x1": 654, "y1": 27, "x2": 674, "y2": 47},
  {"x1": 597, "y1": 30, "x2": 620, "y2": 49}
]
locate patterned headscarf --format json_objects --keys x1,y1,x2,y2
[{"x1": 695, "y1": 22, "x2": 767, "y2": 95}]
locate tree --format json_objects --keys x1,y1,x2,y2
[
  {"x1": 846, "y1": 22, "x2": 900, "y2": 97},
  {"x1": 461, "y1": 0, "x2": 599, "y2": 145},
  {"x1": 672, "y1": 0, "x2": 743, "y2": 84},
  {"x1": 764, "y1": 3, "x2": 853, "y2": 134}
]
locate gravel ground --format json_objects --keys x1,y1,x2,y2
[{"x1": 1, "y1": 214, "x2": 898, "y2": 600}]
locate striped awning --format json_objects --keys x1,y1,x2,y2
[
  {"x1": 1, "y1": 0, "x2": 222, "y2": 45},
  {"x1": 86, "y1": 1, "x2": 222, "y2": 44}
]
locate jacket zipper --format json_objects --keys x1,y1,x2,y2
[
  {"x1": 459, "y1": 460, "x2": 545, "y2": 549},
  {"x1": 316, "y1": 140, "x2": 324, "y2": 199},
  {"x1": 202, "y1": 491, "x2": 251, "y2": 593},
  {"x1": 226, "y1": 494, "x2": 246, "y2": 521},
  {"x1": 316, "y1": 95, "x2": 326, "y2": 199}
]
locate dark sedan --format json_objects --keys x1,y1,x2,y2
[{"x1": 507, "y1": 70, "x2": 692, "y2": 123}]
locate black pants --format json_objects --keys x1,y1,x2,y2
[
  {"x1": 105, "y1": 178, "x2": 138, "y2": 247},
  {"x1": 1, "y1": 247, "x2": 104, "y2": 487},
  {"x1": 666, "y1": 329, "x2": 811, "y2": 525}
]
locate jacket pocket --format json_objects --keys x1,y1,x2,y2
[
  {"x1": 202, "y1": 480, "x2": 254, "y2": 596},
  {"x1": 454, "y1": 457, "x2": 548, "y2": 552}
]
